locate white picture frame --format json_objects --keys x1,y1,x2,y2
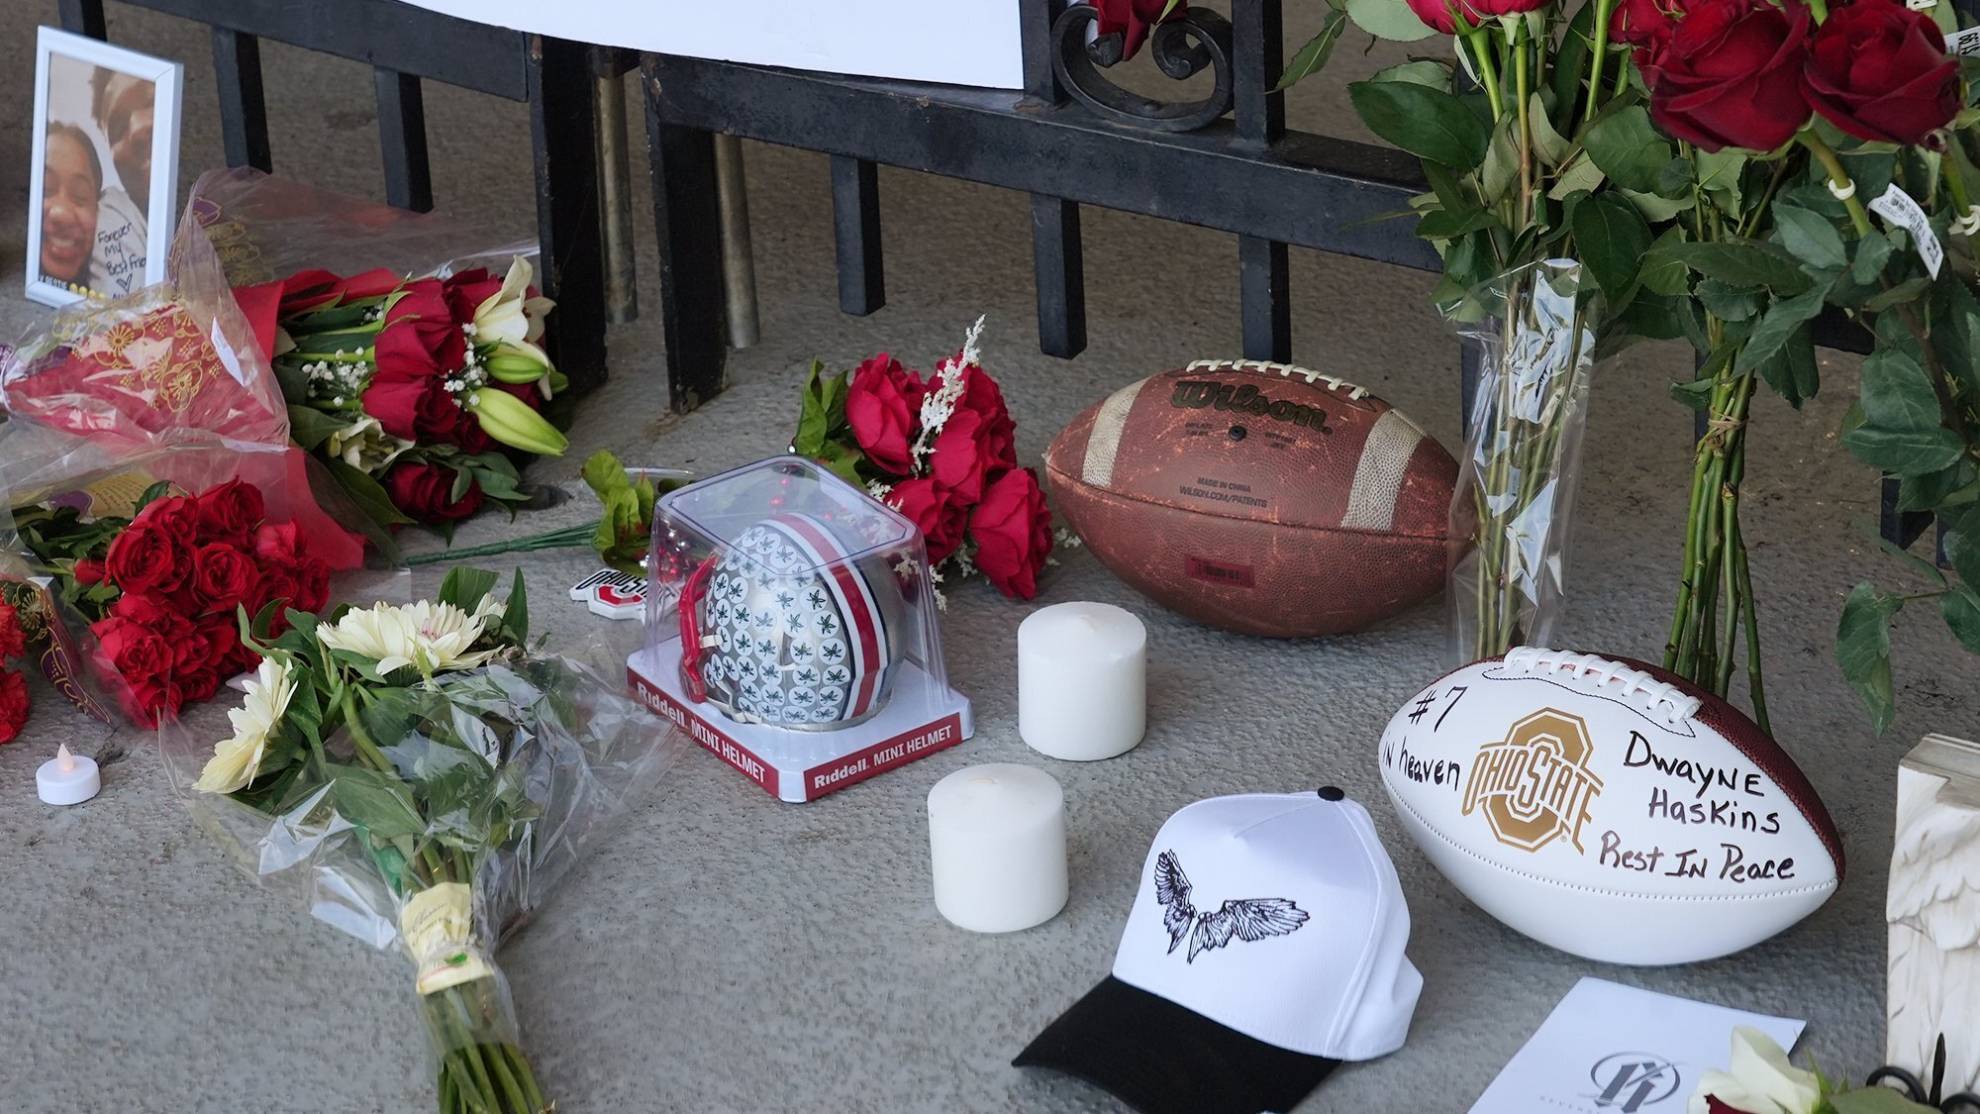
[{"x1": 27, "y1": 26, "x2": 183, "y2": 308}]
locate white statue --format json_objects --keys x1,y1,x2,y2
[{"x1": 1888, "y1": 733, "x2": 1980, "y2": 1096}]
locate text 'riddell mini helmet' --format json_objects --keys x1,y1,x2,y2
[{"x1": 678, "y1": 512, "x2": 908, "y2": 729}]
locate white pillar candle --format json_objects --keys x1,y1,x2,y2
[
  {"x1": 927, "y1": 763, "x2": 1067, "y2": 933},
  {"x1": 37, "y1": 744, "x2": 101, "y2": 805},
  {"x1": 1018, "y1": 601, "x2": 1146, "y2": 761}
]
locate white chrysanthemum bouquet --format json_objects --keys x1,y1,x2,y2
[{"x1": 164, "y1": 568, "x2": 686, "y2": 1114}]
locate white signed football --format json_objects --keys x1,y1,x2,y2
[{"x1": 1377, "y1": 648, "x2": 1843, "y2": 966}]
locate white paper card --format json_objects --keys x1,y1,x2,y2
[
  {"x1": 1950, "y1": 25, "x2": 1980, "y2": 56},
  {"x1": 1467, "y1": 978, "x2": 1806, "y2": 1114},
  {"x1": 1870, "y1": 184, "x2": 1945, "y2": 279}
]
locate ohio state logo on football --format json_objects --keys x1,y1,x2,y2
[
  {"x1": 1461, "y1": 709, "x2": 1605, "y2": 854},
  {"x1": 1168, "y1": 380, "x2": 1332, "y2": 432}
]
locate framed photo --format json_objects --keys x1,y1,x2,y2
[{"x1": 27, "y1": 26, "x2": 183, "y2": 307}]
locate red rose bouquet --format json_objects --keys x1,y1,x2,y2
[
  {"x1": 1, "y1": 211, "x2": 378, "y2": 725},
  {"x1": 791, "y1": 319, "x2": 1054, "y2": 600},
  {"x1": 1284, "y1": 0, "x2": 1980, "y2": 731},
  {"x1": 184, "y1": 168, "x2": 570, "y2": 532},
  {"x1": 0, "y1": 594, "x2": 30, "y2": 743}
]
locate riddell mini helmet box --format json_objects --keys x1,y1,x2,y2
[{"x1": 626, "y1": 456, "x2": 973, "y2": 802}]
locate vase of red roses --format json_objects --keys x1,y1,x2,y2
[{"x1": 790, "y1": 319, "x2": 1055, "y2": 601}]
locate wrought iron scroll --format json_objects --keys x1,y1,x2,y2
[
  {"x1": 1050, "y1": 4, "x2": 1235, "y2": 133},
  {"x1": 1868, "y1": 1037, "x2": 1980, "y2": 1113}
]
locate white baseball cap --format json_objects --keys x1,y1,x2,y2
[{"x1": 1015, "y1": 788, "x2": 1422, "y2": 1114}]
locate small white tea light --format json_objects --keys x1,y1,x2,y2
[
  {"x1": 37, "y1": 744, "x2": 101, "y2": 806},
  {"x1": 1019, "y1": 601, "x2": 1147, "y2": 761},
  {"x1": 927, "y1": 763, "x2": 1068, "y2": 933}
]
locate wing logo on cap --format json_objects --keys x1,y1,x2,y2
[{"x1": 1154, "y1": 850, "x2": 1310, "y2": 964}]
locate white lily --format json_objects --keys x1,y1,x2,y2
[
  {"x1": 471, "y1": 257, "x2": 556, "y2": 374},
  {"x1": 324, "y1": 415, "x2": 413, "y2": 474},
  {"x1": 1688, "y1": 1028, "x2": 1821, "y2": 1114},
  {"x1": 317, "y1": 598, "x2": 505, "y2": 678},
  {"x1": 193, "y1": 657, "x2": 297, "y2": 794}
]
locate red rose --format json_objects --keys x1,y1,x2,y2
[
  {"x1": 1803, "y1": 0, "x2": 1959, "y2": 145},
  {"x1": 253, "y1": 521, "x2": 307, "y2": 565},
  {"x1": 194, "y1": 479, "x2": 265, "y2": 545},
  {"x1": 1704, "y1": 1099, "x2": 1758, "y2": 1114},
  {"x1": 193, "y1": 542, "x2": 262, "y2": 611},
  {"x1": 845, "y1": 355, "x2": 925, "y2": 476},
  {"x1": 251, "y1": 522, "x2": 332, "y2": 616},
  {"x1": 109, "y1": 592, "x2": 176, "y2": 627},
  {"x1": 948, "y1": 365, "x2": 1018, "y2": 473},
  {"x1": 930, "y1": 409, "x2": 999, "y2": 505},
  {"x1": 362, "y1": 375, "x2": 428, "y2": 441},
  {"x1": 128, "y1": 677, "x2": 185, "y2": 724},
  {"x1": 890, "y1": 476, "x2": 969, "y2": 565},
  {"x1": 383, "y1": 460, "x2": 486, "y2": 523},
  {"x1": 92, "y1": 615, "x2": 173, "y2": 683},
  {"x1": 105, "y1": 522, "x2": 188, "y2": 595},
  {"x1": 198, "y1": 614, "x2": 256, "y2": 673},
  {"x1": 0, "y1": 669, "x2": 28, "y2": 744},
  {"x1": 0, "y1": 601, "x2": 25, "y2": 662},
  {"x1": 180, "y1": 667, "x2": 224, "y2": 703},
  {"x1": 373, "y1": 322, "x2": 442, "y2": 382},
  {"x1": 1614, "y1": 0, "x2": 1682, "y2": 49},
  {"x1": 73, "y1": 558, "x2": 106, "y2": 586},
  {"x1": 1649, "y1": 0, "x2": 1811, "y2": 153},
  {"x1": 1405, "y1": 0, "x2": 1483, "y2": 34},
  {"x1": 134, "y1": 494, "x2": 200, "y2": 544},
  {"x1": 443, "y1": 268, "x2": 505, "y2": 324},
  {"x1": 969, "y1": 467, "x2": 1054, "y2": 600},
  {"x1": 1095, "y1": 0, "x2": 1182, "y2": 59},
  {"x1": 382, "y1": 278, "x2": 466, "y2": 376}
]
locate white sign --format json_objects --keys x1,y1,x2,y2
[
  {"x1": 1870, "y1": 183, "x2": 1945, "y2": 279},
  {"x1": 398, "y1": 0, "x2": 1025, "y2": 89},
  {"x1": 1468, "y1": 978, "x2": 1806, "y2": 1114}
]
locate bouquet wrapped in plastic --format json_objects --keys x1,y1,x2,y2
[
  {"x1": 189, "y1": 168, "x2": 569, "y2": 529},
  {"x1": 0, "y1": 215, "x2": 389, "y2": 724},
  {"x1": 164, "y1": 568, "x2": 688, "y2": 1114}
]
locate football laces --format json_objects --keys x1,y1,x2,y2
[
  {"x1": 1184, "y1": 358, "x2": 1370, "y2": 400},
  {"x1": 1503, "y1": 647, "x2": 1701, "y2": 726}
]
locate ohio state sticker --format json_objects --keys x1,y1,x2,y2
[{"x1": 568, "y1": 568, "x2": 648, "y2": 620}]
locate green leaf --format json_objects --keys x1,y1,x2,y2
[
  {"x1": 132, "y1": 480, "x2": 175, "y2": 514},
  {"x1": 1528, "y1": 94, "x2": 1570, "y2": 168},
  {"x1": 1696, "y1": 279, "x2": 1763, "y2": 323},
  {"x1": 1897, "y1": 461, "x2": 1978, "y2": 512},
  {"x1": 1480, "y1": 119, "x2": 1519, "y2": 204},
  {"x1": 1851, "y1": 232, "x2": 1895, "y2": 286},
  {"x1": 1772, "y1": 204, "x2": 1847, "y2": 273},
  {"x1": 1415, "y1": 206, "x2": 1500, "y2": 241},
  {"x1": 1949, "y1": 511, "x2": 1980, "y2": 588},
  {"x1": 438, "y1": 566, "x2": 500, "y2": 613},
  {"x1": 1870, "y1": 525, "x2": 1948, "y2": 588},
  {"x1": 1570, "y1": 194, "x2": 1652, "y2": 301},
  {"x1": 1547, "y1": 152, "x2": 1606, "y2": 201},
  {"x1": 792, "y1": 359, "x2": 839, "y2": 457},
  {"x1": 1836, "y1": 582, "x2": 1902, "y2": 734},
  {"x1": 1583, "y1": 105, "x2": 1672, "y2": 193},
  {"x1": 287, "y1": 405, "x2": 349, "y2": 452},
  {"x1": 1349, "y1": 81, "x2": 1489, "y2": 172},
  {"x1": 1549, "y1": 0, "x2": 1595, "y2": 118},
  {"x1": 1843, "y1": 426, "x2": 1966, "y2": 476},
  {"x1": 1637, "y1": 229, "x2": 1691, "y2": 296},
  {"x1": 504, "y1": 567, "x2": 529, "y2": 645},
  {"x1": 1859, "y1": 346, "x2": 1943, "y2": 432},
  {"x1": 1371, "y1": 60, "x2": 1450, "y2": 89},
  {"x1": 1863, "y1": 277, "x2": 1933, "y2": 313},
  {"x1": 1618, "y1": 187, "x2": 1693, "y2": 223},
  {"x1": 1736, "y1": 286, "x2": 1827, "y2": 388},
  {"x1": 1669, "y1": 377, "x2": 1718, "y2": 411},
  {"x1": 324, "y1": 458, "x2": 413, "y2": 531},
  {"x1": 1346, "y1": 0, "x2": 1437, "y2": 41},
  {"x1": 1661, "y1": 241, "x2": 1814, "y2": 295},
  {"x1": 327, "y1": 765, "x2": 426, "y2": 840},
  {"x1": 1694, "y1": 149, "x2": 1747, "y2": 207},
  {"x1": 1944, "y1": 586, "x2": 1980, "y2": 655},
  {"x1": 814, "y1": 441, "x2": 865, "y2": 488},
  {"x1": 1276, "y1": 9, "x2": 1349, "y2": 90}
]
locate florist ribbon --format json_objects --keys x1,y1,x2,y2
[{"x1": 398, "y1": 882, "x2": 494, "y2": 996}]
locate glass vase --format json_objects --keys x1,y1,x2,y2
[{"x1": 1448, "y1": 259, "x2": 1599, "y2": 664}]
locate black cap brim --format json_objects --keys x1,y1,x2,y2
[{"x1": 1013, "y1": 976, "x2": 1340, "y2": 1114}]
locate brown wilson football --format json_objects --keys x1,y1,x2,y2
[{"x1": 1045, "y1": 359, "x2": 1457, "y2": 638}]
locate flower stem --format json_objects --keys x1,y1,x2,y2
[
  {"x1": 1462, "y1": 27, "x2": 1504, "y2": 119},
  {"x1": 1800, "y1": 133, "x2": 1872, "y2": 236},
  {"x1": 1584, "y1": 0, "x2": 1616, "y2": 128},
  {"x1": 403, "y1": 523, "x2": 598, "y2": 567},
  {"x1": 1514, "y1": 17, "x2": 1535, "y2": 225}
]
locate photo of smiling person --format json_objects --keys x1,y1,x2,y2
[
  {"x1": 38, "y1": 122, "x2": 100, "y2": 291},
  {"x1": 27, "y1": 29, "x2": 181, "y2": 308}
]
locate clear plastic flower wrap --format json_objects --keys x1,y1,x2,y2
[
  {"x1": 0, "y1": 215, "x2": 399, "y2": 724},
  {"x1": 159, "y1": 569, "x2": 690, "y2": 1114}
]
